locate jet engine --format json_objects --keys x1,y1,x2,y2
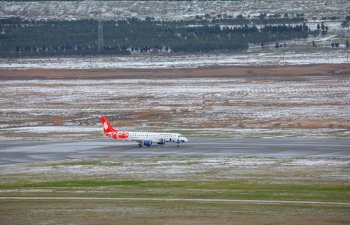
[
  {"x1": 157, "y1": 138, "x2": 166, "y2": 145},
  {"x1": 143, "y1": 140, "x2": 152, "y2": 147}
]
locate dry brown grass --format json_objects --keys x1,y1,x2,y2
[
  {"x1": 289, "y1": 119, "x2": 350, "y2": 129},
  {"x1": 1, "y1": 66, "x2": 349, "y2": 135},
  {"x1": 1, "y1": 64, "x2": 349, "y2": 79},
  {"x1": 1, "y1": 200, "x2": 349, "y2": 225}
]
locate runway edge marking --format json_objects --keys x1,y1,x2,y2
[{"x1": 1, "y1": 197, "x2": 349, "y2": 206}]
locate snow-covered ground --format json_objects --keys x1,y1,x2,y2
[
  {"x1": 1, "y1": 0, "x2": 349, "y2": 21},
  {"x1": 1, "y1": 156, "x2": 349, "y2": 182},
  {"x1": 5, "y1": 126, "x2": 100, "y2": 134},
  {"x1": 1, "y1": 77, "x2": 349, "y2": 139},
  {"x1": 1, "y1": 50, "x2": 349, "y2": 70}
]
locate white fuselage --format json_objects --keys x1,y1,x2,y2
[{"x1": 127, "y1": 132, "x2": 181, "y2": 143}]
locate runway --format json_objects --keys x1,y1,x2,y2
[{"x1": 0, "y1": 138, "x2": 350, "y2": 165}]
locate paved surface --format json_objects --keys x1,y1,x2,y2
[
  {"x1": 1, "y1": 197, "x2": 349, "y2": 206},
  {"x1": 0, "y1": 138, "x2": 350, "y2": 165}
]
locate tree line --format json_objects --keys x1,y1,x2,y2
[{"x1": 0, "y1": 17, "x2": 311, "y2": 57}]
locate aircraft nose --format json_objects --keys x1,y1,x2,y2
[{"x1": 182, "y1": 137, "x2": 189, "y2": 142}]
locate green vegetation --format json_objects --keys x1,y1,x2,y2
[
  {"x1": 0, "y1": 179, "x2": 145, "y2": 189},
  {"x1": 0, "y1": 15, "x2": 310, "y2": 57},
  {"x1": 1, "y1": 179, "x2": 349, "y2": 202},
  {"x1": 50, "y1": 160, "x2": 101, "y2": 166},
  {"x1": 1, "y1": 155, "x2": 349, "y2": 225}
]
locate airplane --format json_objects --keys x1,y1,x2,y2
[{"x1": 101, "y1": 116, "x2": 189, "y2": 147}]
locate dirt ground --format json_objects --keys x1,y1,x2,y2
[
  {"x1": 0, "y1": 64, "x2": 349, "y2": 79},
  {"x1": 1, "y1": 63, "x2": 350, "y2": 139}
]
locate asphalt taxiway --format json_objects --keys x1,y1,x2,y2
[{"x1": 0, "y1": 138, "x2": 349, "y2": 165}]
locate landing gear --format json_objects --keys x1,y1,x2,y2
[{"x1": 138, "y1": 143, "x2": 142, "y2": 148}]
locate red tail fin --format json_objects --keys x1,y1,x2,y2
[{"x1": 101, "y1": 116, "x2": 117, "y2": 134}]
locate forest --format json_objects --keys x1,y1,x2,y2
[{"x1": 0, "y1": 15, "x2": 311, "y2": 57}]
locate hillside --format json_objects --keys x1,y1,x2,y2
[
  {"x1": 1, "y1": 0, "x2": 349, "y2": 21},
  {"x1": 0, "y1": 0, "x2": 349, "y2": 67}
]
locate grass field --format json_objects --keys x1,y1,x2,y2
[
  {"x1": 1, "y1": 156, "x2": 349, "y2": 225},
  {"x1": 1, "y1": 178, "x2": 350, "y2": 202}
]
